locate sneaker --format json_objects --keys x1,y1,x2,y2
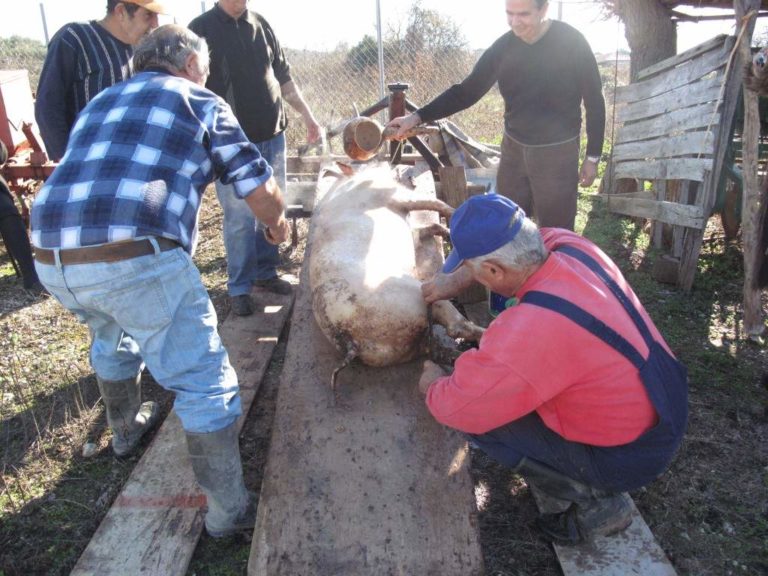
[
  {"x1": 230, "y1": 294, "x2": 254, "y2": 316},
  {"x1": 253, "y1": 276, "x2": 293, "y2": 295}
]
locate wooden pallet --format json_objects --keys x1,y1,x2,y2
[
  {"x1": 70, "y1": 289, "x2": 294, "y2": 576},
  {"x1": 248, "y1": 169, "x2": 483, "y2": 575}
]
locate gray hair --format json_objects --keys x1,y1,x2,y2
[
  {"x1": 133, "y1": 24, "x2": 209, "y2": 75},
  {"x1": 467, "y1": 212, "x2": 547, "y2": 271}
]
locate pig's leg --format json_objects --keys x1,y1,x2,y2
[
  {"x1": 416, "y1": 222, "x2": 450, "y2": 240},
  {"x1": 432, "y1": 300, "x2": 485, "y2": 342},
  {"x1": 388, "y1": 195, "x2": 455, "y2": 219}
]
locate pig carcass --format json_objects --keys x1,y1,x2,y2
[{"x1": 309, "y1": 163, "x2": 484, "y2": 386}]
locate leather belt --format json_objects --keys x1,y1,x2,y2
[{"x1": 34, "y1": 237, "x2": 181, "y2": 266}]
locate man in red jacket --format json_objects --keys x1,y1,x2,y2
[{"x1": 419, "y1": 194, "x2": 688, "y2": 545}]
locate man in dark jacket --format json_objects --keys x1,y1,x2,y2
[
  {"x1": 190, "y1": 0, "x2": 321, "y2": 315},
  {"x1": 34, "y1": 0, "x2": 166, "y2": 161}
]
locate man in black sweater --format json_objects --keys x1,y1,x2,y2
[
  {"x1": 387, "y1": 0, "x2": 605, "y2": 231},
  {"x1": 189, "y1": 0, "x2": 321, "y2": 316}
]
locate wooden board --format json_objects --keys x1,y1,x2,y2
[
  {"x1": 70, "y1": 290, "x2": 294, "y2": 576},
  {"x1": 613, "y1": 158, "x2": 712, "y2": 182},
  {"x1": 248, "y1": 174, "x2": 483, "y2": 576},
  {"x1": 616, "y1": 76, "x2": 722, "y2": 123},
  {"x1": 612, "y1": 131, "x2": 716, "y2": 163},
  {"x1": 462, "y1": 303, "x2": 678, "y2": 576}
]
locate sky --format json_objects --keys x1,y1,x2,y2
[{"x1": 0, "y1": 0, "x2": 756, "y2": 55}]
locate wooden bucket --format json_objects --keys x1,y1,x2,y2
[{"x1": 342, "y1": 117, "x2": 384, "y2": 161}]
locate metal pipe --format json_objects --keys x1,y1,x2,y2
[
  {"x1": 39, "y1": 1, "x2": 50, "y2": 45},
  {"x1": 376, "y1": 0, "x2": 386, "y2": 105}
]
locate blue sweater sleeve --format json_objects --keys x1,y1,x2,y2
[{"x1": 35, "y1": 30, "x2": 77, "y2": 160}]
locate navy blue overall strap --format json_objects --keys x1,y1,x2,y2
[
  {"x1": 521, "y1": 291, "x2": 646, "y2": 369},
  {"x1": 555, "y1": 244, "x2": 655, "y2": 348}
]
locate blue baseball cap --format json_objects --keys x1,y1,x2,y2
[{"x1": 443, "y1": 193, "x2": 526, "y2": 273}]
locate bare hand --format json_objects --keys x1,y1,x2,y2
[
  {"x1": 418, "y1": 360, "x2": 448, "y2": 394},
  {"x1": 385, "y1": 113, "x2": 421, "y2": 140},
  {"x1": 306, "y1": 118, "x2": 322, "y2": 144},
  {"x1": 579, "y1": 159, "x2": 598, "y2": 187},
  {"x1": 264, "y1": 216, "x2": 289, "y2": 245},
  {"x1": 421, "y1": 267, "x2": 475, "y2": 304}
]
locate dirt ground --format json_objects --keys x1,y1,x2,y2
[{"x1": 1, "y1": 187, "x2": 767, "y2": 576}]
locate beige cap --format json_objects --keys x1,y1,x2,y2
[{"x1": 123, "y1": 0, "x2": 169, "y2": 15}]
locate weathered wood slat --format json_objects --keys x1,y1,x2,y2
[
  {"x1": 612, "y1": 131, "x2": 716, "y2": 162},
  {"x1": 636, "y1": 34, "x2": 729, "y2": 80},
  {"x1": 606, "y1": 195, "x2": 706, "y2": 229},
  {"x1": 617, "y1": 76, "x2": 722, "y2": 123},
  {"x1": 615, "y1": 47, "x2": 728, "y2": 104},
  {"x1": 248, "y1": 169, "x2": 483, "y2": 576},
  {"x1": 616, "y1": 103, "x2": 720, "y2": 144},
  {"x1": 70, "y1": 291, "x2": 294, "y2": 576},
  {"x1": 614, "y1": 158, "x2": 712, "y2": 182}
]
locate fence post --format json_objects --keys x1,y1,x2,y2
[{"x1": 39, "y1": 1, "x2": 49, "y2": 45}]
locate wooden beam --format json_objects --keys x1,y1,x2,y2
[
  {"x1": 636, "y1": 34, "x2": 728, "y2": 80},
  {"x1": 248, "y1": 169, "x2": 483, "y2": 576},
  {"x1": 616, "y1": 103, "x2": 719, "y2": 144},
  {"x1": 612, "y1": 131, "x2": 716, "y2": 162},
  {"x1": 605, "y1": 195, "x2": 707, "y2": 229},
  {"x1": 615, "y1": 45, "x2": 729, "y2": 104},
  {"x1": 616, "y1": 75, "x2": 722, "y2": 123},
  {"x1": 614, "y1": 158, "x2": 712, "y2": 182}
]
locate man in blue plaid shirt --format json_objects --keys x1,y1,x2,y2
[{"x1": 31, "y1": 24, "x2": 287, "y2": 539}]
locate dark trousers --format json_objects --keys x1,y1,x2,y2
[
  {"x1": 496, "y1": 133, "x2": 580, "y2": 230},
  {"x1": 0, "y1": 177, "x2": 39, "y2": 288}
]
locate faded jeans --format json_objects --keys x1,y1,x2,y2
[
  {"x1": 34, "y1": 241, "x2": 241, "y2": 433},
  {"x1": 216, "y1": 131, "x2": 287, "y2": 296},
  {"x1": 496, "y1": 133, "x2": 580, "y2": 231}
]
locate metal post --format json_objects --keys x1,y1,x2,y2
[
  {"x1": 376, "y1": 0, "x2": 386, "y2": 103},
  {"x1": 557, "y1": 1, "x2": 563, "y2": 20},
  {"x1": 387, "y1": 82, "x2": 409, "y2": 163},
  {"x1": 39, "y1": 1, "x2": 50, "y2": 45},
  {"x1": 201, "y1": 1, "x2": 206, "y2": 14}
]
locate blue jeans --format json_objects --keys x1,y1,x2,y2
[
  {"x1": 216, "y1": 131, "x2": 287, "y2": 296},
  {"x1": 34, "y1": 241, "x2": 241, "y2": 433}
]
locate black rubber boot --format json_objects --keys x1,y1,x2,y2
[
  {"x1": 515, "y1": 457, "x2": 633, "y2": 545},
  {"x1": 185, "y1": 422, "x2": 256, "y2": 538},
  {"x1": 97, "y1": 374, "x2": 160, "y2": 457},
  {"x1": 0, "y1": 212, "x2": 44, "y2": 292}
]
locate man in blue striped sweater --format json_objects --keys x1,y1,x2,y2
[{"x1": 35, "y1": 0, "x2": 167, "y2": 161}]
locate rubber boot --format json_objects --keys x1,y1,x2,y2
[
  {"x1": 515, "y1": 457, "x2": 633, "y2": 545},
  {"x1": 0, "y1": 212, "x2": 45, "y2": 293},
  {"x1": 185, "y1": 422, "x2": 257, "y2": 538},
  {"x1": 97, "y1": 374, "x2": 160, "y2": 457}
]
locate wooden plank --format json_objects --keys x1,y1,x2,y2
[
  {"x1": 616, "y1": 102, "x2": 719, "y2": 144},
  {"x1": 248, "y1": 174, "x2": 483, "y2": 576},
  {"x1": 617, "y1": 75, "x2": 722, "y2": 122},
  {"x1": 636, "y1": 34, "x2": 729, "y2": 80},
  {"x1": 615, "y1": 47, "x2": 728, "y2": 104},
  {"x1": 612, "y1": 131, "x2": 716, "y2": 162},
  {"x1": 439, "y1": 166, "x2": 487, "y2": 305},
  {"x1": 462, "y1": 306, "x2": 678, "y2": 576},
  {"x1": 606, "y1": 196, "x2": 706, "y2": 229},
  {"x1": 614, "y1": 158, "x2": 712, "y2": 182},
  {"x1": 71, "y1": 290, "x2": 294, "y2": 576}
]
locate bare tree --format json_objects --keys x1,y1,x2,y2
[{"x1": 599, "y1": 0, "x2": 677, "y2": 81}]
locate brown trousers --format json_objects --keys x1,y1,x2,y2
[{"x1": 496, "y1": 133, "x2": 580, "y2": 231}]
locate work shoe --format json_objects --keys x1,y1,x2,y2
[
  {"x1": 253, "y1": 276, "x2": 293, "y2": 295},
  {"x1": 97, "y1": 374, "x2": 161, "y2": 458},
  {"x1": 536, "y1": 493, "x2": 633, "y2": 545},
  {"x1": 185, "y1": 421, "x2": 256, "y2": 538},
  {"x1": 230, "y1": 294, "x2": 253, "y2": 316}
]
